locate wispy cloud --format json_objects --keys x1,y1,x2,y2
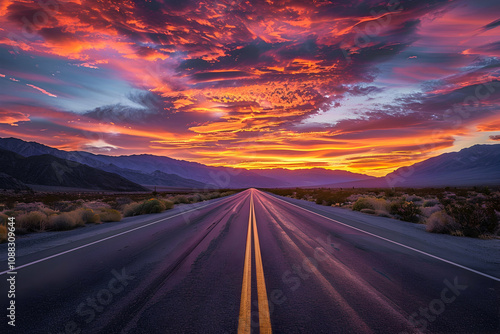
[{"x1": 26, "y1": 84, "x2": 57, "y2": 98}]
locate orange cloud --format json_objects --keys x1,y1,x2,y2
[
  {"x1": 0, "y1": 111, "x2": 30, "y2": 126},
  {"x1": 1, "y1": 0, "x2": 499, "y2": 177},
  {"x1": 477, "y1": 119, "x2": 500, "y2": 132}
]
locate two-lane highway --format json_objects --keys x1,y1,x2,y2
[{"x1": 1, "y1": 189, "x2": 498, "y2": 333}]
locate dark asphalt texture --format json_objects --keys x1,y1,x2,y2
[{"x1": 0, "y1": 189, "x2": 498, "y2": 333}]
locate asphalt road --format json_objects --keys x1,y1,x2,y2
[{"x1": 0, "y1": 189, "x2": 499, "y2": 333}]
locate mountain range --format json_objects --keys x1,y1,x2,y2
[
  {"x1": 318, "y1": 144, "x2": 500, "y2": 188},
  {"x1": 0, "y1": 137, "x2": 499, "y2": 191},
  {"x1": 0, "y1": 148, "x2": 146, "y2": 191},
  {"x1": 0, "y1": 137, "x2": 374, "y2": 189}
]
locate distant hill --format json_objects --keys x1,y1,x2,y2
[
  {"x1": 0, "y1": 137, "x2": 287, "y2": 188},
  {"x1": 326, "y1": 144, "x2": 500, "y2": 188},
  {"x1": 0, "y1": 149, "x2": 147, "y2": 191},
  {"x1": 253, "y1": 168, "x2": 375, "y2": 187},
  {"x1": 73, "y1": 153, "x2": 288, "y2": 188},
  {"x1": 0, "y1": 172, "x2": 31, "y2": 191},
  {"x1": 1, "y1": 137, "x2": 497, "y2": 189},
  {"x1": 384, "y1": 144, "x2": 500, "y2": 187},
  {"x1": 0, "y1": 138, "x2": 374, "y2": 187},
  {"x1": 101, "y1": 167, "x2": 207, "y2": 189}
]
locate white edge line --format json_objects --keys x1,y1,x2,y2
[
  {"x1": 264, "y1": 191, "x2": 500, "y2": 282},
  {"x1": 0, "y1": 194, "x2": 241, "y2": 276}
]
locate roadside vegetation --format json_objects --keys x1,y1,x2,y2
[
  {"x1": 0, "y1": 190, "x2": 236, "y2": 242},
  {"x1": 265, "y1": 187, "x2": 500, "y2": 239}
]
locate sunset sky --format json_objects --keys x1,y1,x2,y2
[{"x1": 0, "y1": 0, "x2": 499, "y2": 176}]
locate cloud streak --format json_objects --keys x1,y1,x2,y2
[
  {"x1": 0, "y1": 0, "x2": 499, "y2": 176},
  {"x1": 26, "y1": 83, "x2": 57, "y2": 97}
]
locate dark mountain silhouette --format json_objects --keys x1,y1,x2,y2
[
  {"x1": 0, "y1": 138, "x2": 375, "y2": 187},
  {"x1": 100, "y1": 166, "x2": 207, "y2": 188},
  {"x1": 0, "y1": 172, "x2": 31, "y2": 191},
  {"x1": 253, "y1": 168, "x2": 375, "y2": 186},
  {"x1": 384, "y1": 144, "x2": 500, "y2": 187},
  {"x1": 1, "y1": 137, "x2": 498, "y2": 188},
  {"x1": 0, "y1": 149, "x2": 147, "y2": 191},
  {"x1": 0, "y1": 137, "x2": 286, "y2": 188}
]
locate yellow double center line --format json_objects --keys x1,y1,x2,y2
[{"x1": 238, "y1": 192, "x2": 272, "y2": 334}]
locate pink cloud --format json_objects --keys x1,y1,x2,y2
[{"x1": 0, "y1": 111, "x2": 30, "y2": 126}]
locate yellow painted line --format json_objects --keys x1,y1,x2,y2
[
  {"x1": 251, "y1": 193, "x2": 273, "y2": 333},
  {"x1": 237, "y1": 193, "x2": 253, "y2": 333}
]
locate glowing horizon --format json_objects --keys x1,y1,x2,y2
[{"x1": 1, "y1": 0, "x2": 500, "y2": 177}]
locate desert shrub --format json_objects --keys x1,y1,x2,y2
[
  {"x1": 84, "y1": 201, "x2": 111, "y2": 210},
  {"x1": 367, "y1": 198, "x2": 389, "y2": 212},
  {"x1": 123, "y1": 198, "x2": 174, "y2": 217},
  {"x1": 405, "y1": 195, "x2": 423, "y2": 203},
  {"x1": 269, "y1": 188, "x2": 294, "y2": 197},
  {"x1": 390, "y1": 201, "x2": 421, "y2": 223},
  {"x1": 163, "y1": 200, "x2": 174, "y2": 210},
  {"x1": 315, "y1": 190, "x2": 351, "y2": 206},
  {"x1": 439, "y1": 196, "x2": 454, "y2": 207},
  {"x1": 17, "y1": 211, "x2": 47, "y2": 231},
  {"x1": 189, "y1": 193, "x2": 202, "y2": 203},
  {"x1": 360, "y1": 208, "x2": 375, "y2": 214},
  {"x1": 423, "y1": 199, "x2": 439, "y2": 207},
  {"x1": 40, "y1": 207, "x2": 56, "y2": 216},
  {"x1": 47, "y1": 211, "x2": 84, "y2": 231},
  {"x1": 3, "y1": 210, "x2": 17, "y2": 217},
  {"x1": 0, "y1": 213, "x2": 8, "y2": 225},
  {"x1": 14, "y1": 202, "x2": 46, "y2": 212},
  {"x1": 0, "y1": 225, "x2": 6, "y2": 243},
  {"x1": 352, "y1": 198, "x2": 374, "y2": 211},
  {"x1": 346, "y1": 194, "x2": 363, "y2": 203},
  {"x1": 76, "y1": 208, "x2": 100, "y2": 224},
  {"x1": 139, "y1": 198, "x2": 166, "y2": 214},
  {"x1": 384, "y1": 188, "x2": 397, "y2": 198},
  {"x1": 477, "y1": 186, "x2": 491, "y2": 195},
  {"x1": 123, "y1": 202, "x2": 141, "y2": 217},
  {"x1": 426, "y1": 211, "x2": 457, "y2": 234},
  {"x1": 197, "y1": 193, "x2": 209, "y2": 201},
  {"x1": 210, "y1": 191, "x2": 224, "y2": 199},
  {"x1": 444, "y1": 202, "x2": 498, "y2": 238},
  {"x1": 98, "y1": 208, "x2": 122, "y2": 222},
  {"x1": 53, "y1": 201, "x2": 82, "y2": 212},
  {"x1": 353, "y1": 197, "x2": 389, "y2": 213},
  {"x1": 467, "y1": 193, "x2": 487, "y2": 204},
  {"x1": 451, "y1": 230, "x2": 464, "y2": 237},
  {"x1": 106, "y1": 201, "x2": 119, "y2": 209},
  {"x1": 328, "y1": 191, "x2": 352, "y2": 205},
  {"x1": 172, "y1": 195, "x2": 189, "y2": 204},
  {"x1": 116, "y1": 197, "x2": 133, "y2": 206},
  {"x1": 0, "y1": 225, "x2": 7, "y2": 243},
  {"x1": 421, "y1": 205, "x2": 442, "y2": 218}
]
